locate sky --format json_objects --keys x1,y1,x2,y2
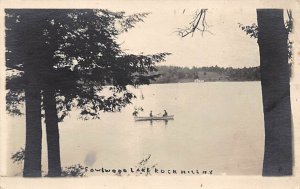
[
  {"x1": 1, "y1": 1, "x2": 294, "y2": 69},
  {"x1": 106, "y1": 4, "x2": 261, "y2": 68}
]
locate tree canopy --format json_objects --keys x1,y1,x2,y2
[{"x1": 6, "y1": 9, "x2": 170, "y2": 120}]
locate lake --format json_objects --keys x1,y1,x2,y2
[{"x1": 5, "y1": 82, "x2": 264, "y2": 176}]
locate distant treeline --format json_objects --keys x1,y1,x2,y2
[{"x1": 151, "y1": 65, "x2": 261, "y2": 83}]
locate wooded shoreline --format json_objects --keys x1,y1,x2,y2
[{"x1": 151, "y1": 65, "x2": 261, "y2": 84}]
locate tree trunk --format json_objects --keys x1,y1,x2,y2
[
  {"x1": 23, "y1": 73, "x2": 42, "y2": 177},
  {"x1": 257, "y1": 9, "x2": 292, "y2": 176},
  {"x1": 43, "y1": 88, "x2": 62, "y2": 177}
]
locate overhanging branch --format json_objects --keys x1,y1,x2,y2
[{"x1": 177, "y1": 9, "x2": 211, "y2": 37}]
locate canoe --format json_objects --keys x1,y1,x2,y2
[{"x1": 134, "y1": 115, "x2": 174, "y2": 121}]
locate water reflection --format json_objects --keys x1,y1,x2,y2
[{"x1": 149, "y1": 120, "x2": 169, "y2": 126}]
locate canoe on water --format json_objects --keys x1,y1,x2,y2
[{"x1": 134, "y1": 115, "x2": 174, "y2": 121}]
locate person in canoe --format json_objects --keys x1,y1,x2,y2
[
  {"x1": 150, "y1": 110, "x2": 153, "y2": 117},
  {"x1": 163, "y1": 110, "x2": 168, "y2": 117}
]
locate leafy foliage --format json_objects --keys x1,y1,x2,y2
[
  {"x1": 131, "y1": 154, "x2": 157, "y2": 176},
  {"x1": 61, "y1": 164, "x2": 86, "y2": 177},
  {"x1": 6, "y1": 9, "x2": 169, "y2": 120},
  {"x1": 238, "y1": 10, "x2": 293, "y2": 64},
  {"x1": 238, "y1": 23, "x2": 258, "y2": 38},
  {"x1": 115, "y1": 154, "x2": 157, "y2": 176},
  {"x1": 11, "y1": 147, "x2": 86, "y2": 177},
  {"x1": 132, "y1": 106, "x2": 144, "y2": 116},
  {"x1": 11, "y1": 148, "x2": 25, "y2": 164}
]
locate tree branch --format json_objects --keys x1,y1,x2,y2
[{"x1": 177, "y1": 9, "x2": 211, "y2": 37}]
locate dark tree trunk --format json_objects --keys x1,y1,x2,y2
[
  {"x1": 23, "y1": 73, "x2": 42, "y2": 177},
  {"x1": 257, "y1": 9, "x2": 292, "y2": 176},
  {"x1": 43, "y1": 88, "x2": 62, "y2": 177}
]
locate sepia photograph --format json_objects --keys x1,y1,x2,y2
[{"x1": 0, "y1": 0, "x2": 300, "y2": 188}]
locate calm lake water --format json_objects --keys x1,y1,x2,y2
[{"x1": 6, "y1": 82, "x2": 264, "y2": 176}]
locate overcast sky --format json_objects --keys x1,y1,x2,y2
[{"x1": 107, "y1": 4, "x2": 261, "y2": 68}]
